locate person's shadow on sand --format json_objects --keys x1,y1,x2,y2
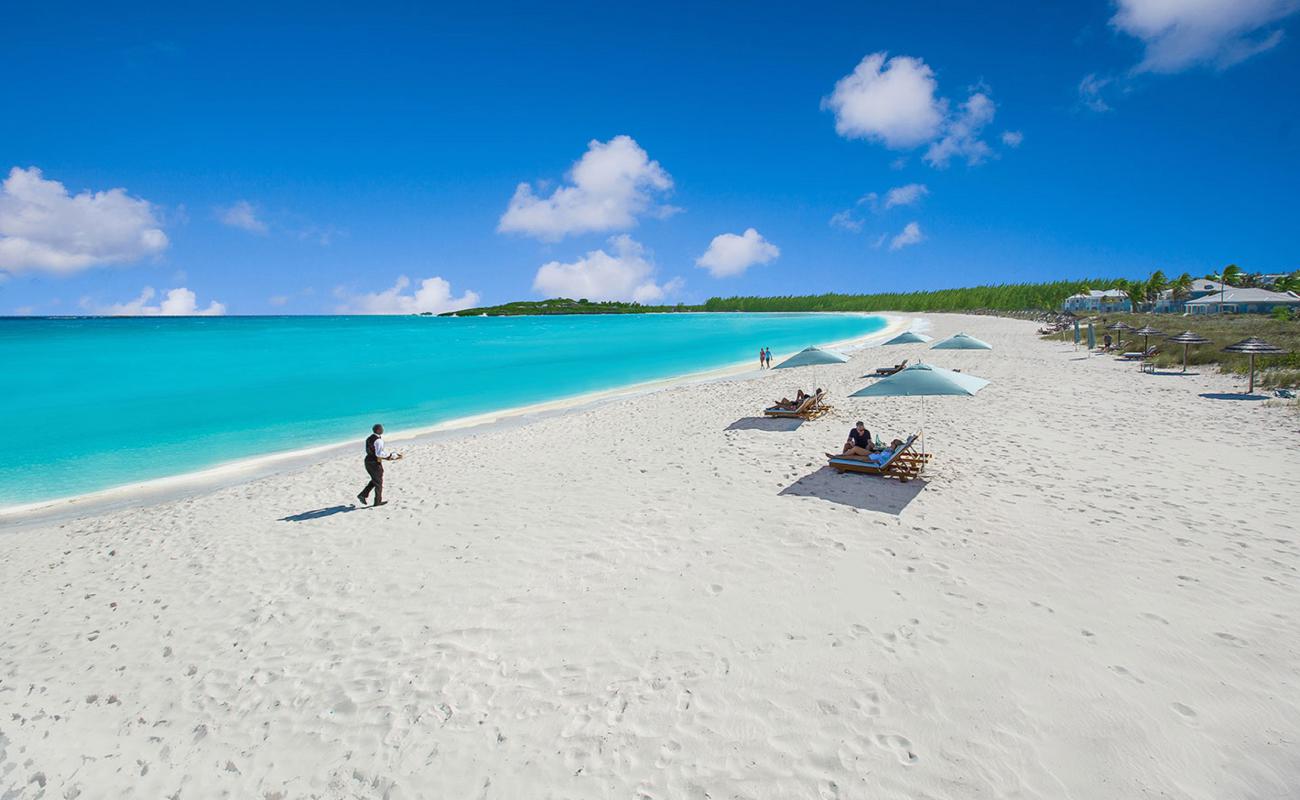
[
  {"x1": 278, "y1": 505, "x2": 360, "y2": 522},
  {"x1": 780, "y1": 467, "x2": 926, "y2": 515}
]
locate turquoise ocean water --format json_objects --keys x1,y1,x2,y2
[{"x1": 0, "y1": 313, "x2": 885, "y2": 507}]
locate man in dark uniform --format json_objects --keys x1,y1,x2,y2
[{"x1": 357, "y1": 423, "x2": 399, "y2": 506}]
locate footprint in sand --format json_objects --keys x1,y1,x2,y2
[
  {"x1": 654, "y1": 739, "x2": 682, "y2": 768},
  {"x1": 1109, "y1": 665, "x2": 1145, "y2": 684},
  {"x1": 677, "y1": 690, "x2": 692, "y2": 712},
  {"x1": 1172, "y1": 702, "x2": 1197, "y2": 719},
  {"x1": 706, "y1": 584, "x2": 723, "y2": 595},
  {"x1": 1214, "y1": 632, "x2": 1248, "y2": 646},
  {"x1": 873, "y1": 734, "x2": 919, "y2": 764}
]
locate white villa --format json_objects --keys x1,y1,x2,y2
[
  {"x1": 1061, "y1": 289, "x2": 1131, "y2": 313},
  {"x1": 1184, "y1": 287, "x2": 1300, "y2": 315}
]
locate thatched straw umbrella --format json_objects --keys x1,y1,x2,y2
[
  {"x1": 1165, "y1": 331, "x2": 1211, "y2": 374},
  {"x1": 1222, "y1": 337, "x2": 1286, "y2": 394},
  {"x1": 1106, "y1": 321, "x2": 1132, "y2": 350},
  {"x1": 1131, "y1": 325, "x2": 1164, "y2": 370},
  {"x1": 1131, "y1": 324, "x2": 1163, "y2": 350}
]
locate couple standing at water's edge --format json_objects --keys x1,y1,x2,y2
[
  {"x1": 356, "y1": 423, "x2": 402, "y2": 507},
  {"x1": 759, "y1": 347, "x2": 773, "y2": 369}
]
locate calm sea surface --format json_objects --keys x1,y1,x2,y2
[{"x1": 0, "y1": 313, "x2": 885, "y2": 507}]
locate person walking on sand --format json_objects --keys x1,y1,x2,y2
[
  {"x1": 358, "y1": 423, "x2": 400, "y2": 507},
  {"x1": 759, "y1": 347, "x2": 767, "y2": 369},
  {"x1": 765, "y1": 347, "x2": 772, "y2": 368}
]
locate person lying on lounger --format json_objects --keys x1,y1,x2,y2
[
  {"x1": 832, "y1": 437, "x2": 903, "y2": 463},
  {"x1": 772, "y1": 389, "x2": 811, "y2": 410}
]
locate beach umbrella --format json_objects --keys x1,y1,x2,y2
[
  {"x1": 882, "y1": 330, "x2": 933, "y2": 345},
  {"x1": 773, "y1": 345, "x2": 849, "y2": 369},
  {"x1": 1131, "y1": 325, "x2": 1164, "y2": 371},
  {"x1": 850, "y1": 362, "x2": 990, "y2": 453},
  {"x1": 1165, "y1": 331, "x2": 1211, "y2": 374},
  {"x1": 1073, "y1": 319, "x2": 1081, "y2": 349},
  {"x1": 1222, "y1": 337, "x2": 1286, "y2": 394},
  {"x1": 1132, "y1": 325, "x2": 1164, "y2": 352},
  {"x1": 1106, "y1": 321, "x2": 1132, "y2": 348},
  {"x1": 1086, "y1": 322, "x2": 1096, "y2": 350},
  {"x1": 931, "y1": 332, "x2": 993, "y2": 351}
]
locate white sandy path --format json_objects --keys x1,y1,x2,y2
[{"x1": 1, "y1": 313, "x2": 1297, "y2": 799}]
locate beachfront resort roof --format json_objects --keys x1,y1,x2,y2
[
  {"x1": 1184, "y1": 288, "x2": 1300, "y2": 306},
  {"x1": 1065, "y1": 289, "x2": 1128, "y2": 300}
]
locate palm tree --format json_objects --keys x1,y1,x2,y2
[
  {"x1": 1207, "y1": 264, "x2": 1243, "y2": 313},
  {"x1": 1116, "y1": 279, "x2": 1144, "y2": 313},
  {"x1": 1170, "y1": 272, "x2": 1193, "y2": 300},
  {"x1": 1145, "y1": 270, "x2": 1167, "y2": 308},
  {"x1": 1274, "y1": 271, "x2": 1300, "y2": 294}
]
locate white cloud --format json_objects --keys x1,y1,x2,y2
[
  {"x1": 889, "y1": 222, "x2": 924, "y2": 251},
  {"x1": 498, "y1": 136, "x2": 674, "y2": 240},
  {"x1": 1078, "y1": 73, "x2": 1114, "y2": 112},
  {"x1": 533, "y1": 235, "x2": 679, "y2": 303},
  {"x1": 826, "y1": 54, "x2": 1006, "y2": 168},
  {"x1": 822, "y1": 53, "x2": 945, "y2": 149},
  {"x1": 1001, "y1": 130, "x2": 1024, "y2": 148},
  {"x1": 0, "y1": 167, "x2": 168, "y2": 275},
  {"x1": 829, "y1": 210, "x2": 864, "y2": 232},
  {"x1": 336, "y1": 275, "x2": 480, "y2": 315},
  {"x1": 832, "y1": 184, "x2": 927, "y2": 234},
  {"x1": 695, "y1": 228, "x2": 780, "y2": 278},
  {"x1": 1111, "y1": 0, "x2": 1299, "y2": 73},
  {"x1": 883, "y1": 183, "x2": 929, "y2": 209},
  {"x1": 218, "y1": 200, "x2": 268, "y2": 234},
  {"x1": 86, "y1": 287, "x2": 226, "y2": 316},
  {"x1": 924, "y1": 92, "x2": 996, "y2": 167},
  {"x1": 268, "y1": 295, "x2": 289, "y2": 307}
]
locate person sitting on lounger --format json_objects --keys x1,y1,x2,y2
[{"x1": 842, "y1": 421, "x2": 873, "y2": 455}]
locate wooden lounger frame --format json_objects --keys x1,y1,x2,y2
[
  {"x1": 874, "y1": 359, "x2": 909, "y2": 376},
  {"x1": 1120, "y1": 346, "x2": 1157, "y2": 361},
  {"x1": 827, "y1": 433, "x2": 932, "y2": 482},
  {"x1": 764, "y1": 390, "x2": 832, "y2": 420}
]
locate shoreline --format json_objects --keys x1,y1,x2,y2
[{"x1": 0, "y1": 312, "x2": 911, "y2": 526}]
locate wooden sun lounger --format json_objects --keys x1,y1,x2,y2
[
  {"x1": 874, "y1": 359, "x2": 908, "y2": 376},
  {"x1": 764, "y1": 391, "x2": 830, "y2": 420},
  {"x1": 1120, "y1": 346, "x2": 1157, "y2": 361},
  {"x1": 827, "y1": 433, "x2": 931, "y2": 482}
]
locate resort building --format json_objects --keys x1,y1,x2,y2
[
  {"x1": 1183, "y1": 287, "x2": 1300, "y2": 315},
  {"x1": 1061, "y1": 289, "x2": 1132, "y2": 313},
  {"x1": 1153, "y1": 279, "x2": 1227, "y2": 313}
]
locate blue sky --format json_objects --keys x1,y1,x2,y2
[{"x1": 2, "y1": 1, "x2": 1298, "y2": 315}]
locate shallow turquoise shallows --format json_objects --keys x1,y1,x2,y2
[{"x1": 0, "y1": 313, "x2": 884, "y2": 507}]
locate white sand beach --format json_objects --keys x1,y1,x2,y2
[{"x1": 1, "y1": 313, "x2": 1297, "y2": 799}]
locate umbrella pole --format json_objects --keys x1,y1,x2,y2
[
  {"x1": 1249, "y1": 354, "x2": 1255, "y2": 394},
  {"x1": 1183, "y1": 343, "x2": 1188, "y2": 374},
  {"x1": 920, "y1": 395, "x2": 927, "y2": 456}
]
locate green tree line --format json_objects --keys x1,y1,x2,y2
[{"x1": 700, "y1": 279, "x2": 1125, "y2": 313}]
